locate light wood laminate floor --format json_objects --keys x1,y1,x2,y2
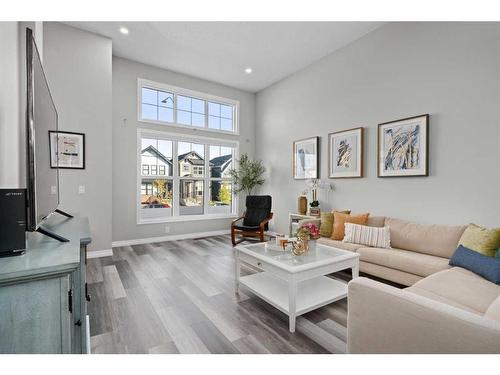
[{"x1": 87, "y1": 235, "x2": 353, "y2": 354}]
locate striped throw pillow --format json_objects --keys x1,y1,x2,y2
[{"x1": 343, "y1": 223, "x2": 391, "y2": 248}]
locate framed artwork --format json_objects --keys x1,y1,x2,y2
[
  {"x1": 377, "y1": 114, "x2": 429, "y2": 177},
  {"x1": 293, "y1": 136, "x2": 319, "y2": 179},
  {"x1": 328, "y1": 127, "x2": 363, "y2": 178},
  {"x1": 49, "y1": 131, "x2": 85, "y2": 169}
]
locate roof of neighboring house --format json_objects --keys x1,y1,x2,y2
[
  {"x1": 209, "y1": 154, "x2": 232, "y2": 172},
  {"x1": 178, "y1": 151, "x2": 210, "y2": 166},
  {"x1": 141, "y1": 146, "x2": 173, "y2": 166}
]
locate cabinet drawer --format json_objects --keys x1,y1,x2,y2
[{"x1": 238, "y1": 253, "x2": 268, "y2": 271}]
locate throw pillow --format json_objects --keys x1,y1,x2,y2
[
  {"x1": 449, "y1": 245, "x2": 500, "y2": 284},
  {"x1": 343, "y1": 223, "x2": 391, "y2": 248},
  {"x1": 459, "y1": 223, "x2": 500, "y2": 257},
  {"x1": 319, "y1": 212, "x2": 334, "y2": 237},
  {"x1": 319, "y1": 210, "x2": 350, "y2": 237},
  {"x1": 331, "y1": 212, "x2": 369, "y2": 240}
]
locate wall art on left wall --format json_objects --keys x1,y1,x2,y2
[
  {"x1": 293, "y1": 136, "x2": 319, "y2": 179},
  {"x1": 49, "y1": 131, "x2": 86, "y2": 169}
]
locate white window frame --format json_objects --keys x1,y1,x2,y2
[
  {"x1": 137, "y1": 128, "x2": 239, "y2": 224},
  {"x1": 137, "y1": 78, "x2": 240, "y2": 135}
]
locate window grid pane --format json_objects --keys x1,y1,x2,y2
[
  {"x1": 141, "y1": 84, "x2": 236, "y2": 133},
  {"x1": 139, "y1": 135, "x2": 236, "y2": 221}
]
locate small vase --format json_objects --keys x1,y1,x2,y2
[{"x1": 297, "y1": 196, "x2": 308, "y2": 215}]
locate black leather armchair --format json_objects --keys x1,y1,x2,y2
[{"x1": 231, "y1": 195, "x2": 273, "y2": 246}]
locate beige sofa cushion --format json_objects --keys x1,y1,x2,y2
[
  {"x1": 317, "y1": 237, "x2": 363, "y2": 252},
  {"x1": 360, "y1": 261, "x2": 422, "y2": 286},
  {"x1": 366, "y1": 216, "x2": 386, "y2": 228},
  {"x1": 485, "y1": 296, "x2": 500, "y2": 322},
  {"x1": 386, "y1": 218, "x2": 466, "y2": 258},
  {"x1": 412, "y1": 267, "x2": 500, "y2": 314},
  {"x1": 406, "y1": 286, "x2": 482, "y2": 315},
  {"x1": 357, "y1": 246, "x2": 450, "y2": 277}
]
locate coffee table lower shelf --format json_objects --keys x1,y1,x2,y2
[{"x1": 239, "y1": 272, "x2": 347, "y2": 331}]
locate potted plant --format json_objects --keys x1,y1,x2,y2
[{"x1": 229, "y1": 153, "x2": 266, "y2": 196}]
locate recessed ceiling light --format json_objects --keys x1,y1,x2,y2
[
  {"x1": 119, "y1": 27, "x2": 129, "y2": 35},
  {"x1": 244, "y1": 67, "x2": 253, "y2": 74}
]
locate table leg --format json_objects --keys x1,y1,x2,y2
[
  {"x1": 235, "y1": 254, "x2": 241, "y2": 294},
  {"x1": 352, "y1": 262, "x2": 359, "y2": 279},
  {"x1": 288, "y1": 280, "x2": 297, "y2": 333}
]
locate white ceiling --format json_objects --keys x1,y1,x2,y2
[{"x1": 65, "y1": 22, "x2": 384, "y2": 93}]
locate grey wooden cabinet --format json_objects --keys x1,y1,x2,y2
[{"x1": 0, "y1": 216, "x2": 91, "y2": 354}]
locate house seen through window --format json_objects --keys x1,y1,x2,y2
[{"x1": 139, "y1": 134, "x2": 236, "y2": 222}]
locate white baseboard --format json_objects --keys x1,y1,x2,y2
[
  {"x1": 87, "y1": 248, "x2": 113, "y2": 259},
  {"x1": 111, "y1": 229, "x2": 230, "y2": 248}
]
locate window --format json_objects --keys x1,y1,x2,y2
[
  {"x1": 138, "y1": 79, "x2": 239, "y2": 134},
  {"x1": 140, "y1": 138, "x2": 174, "y2": 221},
  {"x1": 138, "y1": 131, "x2": 238, "y2": 223},
  {"x1": 208, "y1": 102, "x2": 234, "y2": 131},
  {"x1": 141, "y1": 87, "x2": 174, "y2": 123}
]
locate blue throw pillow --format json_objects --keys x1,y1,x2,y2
[{"x1": 449, "y1": 245, "x2": 500, "y2": 284}]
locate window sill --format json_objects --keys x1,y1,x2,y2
[{"x1": 138, "y1": 213, "x2": 239, "y2": 225}]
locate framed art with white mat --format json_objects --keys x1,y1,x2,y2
[
  {"x1": 328, "y1": 127, "x2": 363, "y2": 178},
  {"x1": 377, "y1": 114, "x2": 429, "y2": 177}
]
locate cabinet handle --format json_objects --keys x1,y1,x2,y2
[
  {"x1": 75, "y1": 320, "x2": 82, "y2": 327},
  {"x1": 68, "y1": 289, "x2": 73, "y2": 313},
  {"x1": 85, "y1": 282, "x2": 91, "y2": 302}
]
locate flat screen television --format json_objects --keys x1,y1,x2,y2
[{"x1": 25, "y1": 28, "x2": 72, "y2": 242}]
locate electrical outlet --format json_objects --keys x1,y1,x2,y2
[
  {"x1": 78, "y1": 185, "x2": 86, "y2": 194},
  {"x1": 165, "y1": 225, "x2": 170, "y2": 233},
  {"x1": 50, "y1": 185, "x2": 57, "y2": 195}
]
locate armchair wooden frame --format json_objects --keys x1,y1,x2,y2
[{"x1": 231, "y1": 212, "x2": 273, "y2": 246}]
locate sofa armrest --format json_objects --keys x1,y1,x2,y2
[{"x1": 347, "y1": 277, "x2": 500, "y2": 353}]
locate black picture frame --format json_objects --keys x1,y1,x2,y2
[
  {"x1": 377, "y1": 114, "x2": 429, "y2": 178},
  {"x1": 49, "y1": 131, "x2": 86, "y2": 169}
]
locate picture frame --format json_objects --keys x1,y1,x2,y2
[
  {"x1": 377, "y1": 114, "x2": 429, "y2": 177},
  {"x1": 293, "y1": 136, "x2": 319, "y2": 179},
  {"x1": 328, "y1": 127, "x2": 363, "y2": 178},
  {"x1": 49, "y1": 131, "x2": 85, "y2": 169}
]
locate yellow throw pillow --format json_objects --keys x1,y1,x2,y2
[
  {"x1": 320, "y1": 212, "x2": 334, "y2": 237},
  {"x1": 459, "y1": 223, "x2": 500, "y2": 257}
]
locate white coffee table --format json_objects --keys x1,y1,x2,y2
[{"x1": 234, "y1": 241, "x2": 360, "y2": 332}]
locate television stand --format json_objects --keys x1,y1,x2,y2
[
  {"x1": 36, "y1": 209, "x2": 74, "y2": 242},
  {"x1": 55, "y1": 209, "x2": 74, "y2": 219},
  {"x1": 36, "y1": 226, "x2": 70, "y2": 242}
]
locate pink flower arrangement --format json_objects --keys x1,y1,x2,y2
[{"x1": 297, "y1": 222, "x2": 320, "y2": 240}]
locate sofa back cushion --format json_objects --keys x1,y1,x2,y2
[
  {"x1": 386, "y1": 217, "x2": 466, "y2": 258},
  {"x1": 366, "y1": 216, "x2": 386, "y2": 228}
]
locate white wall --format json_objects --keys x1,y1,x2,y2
[
  {"x1": 112, "y1": 57, "x2": 256, "y2": 243},
  {"x1": 0, "y1": 22, "x2": 21, "y2": 188},
  {"x1": 43, "y1": 23, "x2": 113, "y2": 252},
  {"x1": 256, "y1": 22, "x2": 500, "y2": 234}
]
